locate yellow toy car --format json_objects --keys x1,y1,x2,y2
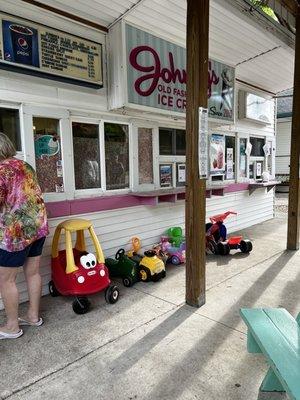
[{"x1": 131, "y1": 250, "x2": 166, "y2": 282}]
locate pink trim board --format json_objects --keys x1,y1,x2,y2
[{"x1": 45, "y1": 183, "x2": 250, "y2": 219}]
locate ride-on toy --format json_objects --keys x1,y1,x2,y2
[
  {"x1": 137, "y1": 250, "x2": 166, "y2": 282},
  {"x1": 160, "y1": 238, "x2": 186, "y2": 265},
  {"x1": 206, "y1": 211, "x2": 253, "y2": 256},
  {"x1": 105, "y1": 249, "x2": 139, "y2": 287},
  {"x1": 50, "y1": 219, "x2": 120, "y2": 314},
  {"x1": 124, "y1": 237, "x2": 166, "y2": 282}
]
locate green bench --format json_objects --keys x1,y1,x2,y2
[{"x1": 240, "y1": 308, "x2": 300, "y2": 400}]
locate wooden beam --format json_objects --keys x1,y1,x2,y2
[
  {"x1": 277, "y1": 0, "x2": 299, "y2": 17},
  {"x1": 21, "y1": 0, "x2": 108, "y2": 33},
  {"x1": 287, "y1": 8, "x2": 300, "y2": 250},
  {"x1": 185, "y1": 0, "x2": 209, "y2": 307}
]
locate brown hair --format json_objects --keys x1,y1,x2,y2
[{"x1": 0, "y1": 132, "x2": 17, "y2": 161}]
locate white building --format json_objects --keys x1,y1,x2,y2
[{"x1": 0, "y1": 0, "x2": 296, "y2": 307}]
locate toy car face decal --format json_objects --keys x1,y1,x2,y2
[{"x1": 80, "y1": 253, "x2": 97, "y2": 269}]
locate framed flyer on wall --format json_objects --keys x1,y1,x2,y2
[
  {"x1": 177, "y1": 163, "x2": 186, "y2": 187},
  {"x1": 159, "y1": 164, "x2": 173, "y2": 188},
  {"x1": 210, "y1": 134, "x2": 225, "y2": 175}
]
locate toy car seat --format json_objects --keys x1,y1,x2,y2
[{"x1": 205, "y1": 222, "x2": 227, "y2": 242}]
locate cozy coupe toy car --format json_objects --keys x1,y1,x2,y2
[
  {"x1": 49, "y1": 219, "x2": 119, "y2": 314},
  {"x1": 105, "y1": 248, "x2": 139, "y2": 287},
  {"x1": 206, "y1": 211, "x2": 253, "y2": 256}
]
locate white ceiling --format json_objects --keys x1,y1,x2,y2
[
  {"x1": 35, "y1": 0, "x2": 141, "y2": 27},
  {"x1": 4, "y1": 0, "x2": 297, "y2": 93}
]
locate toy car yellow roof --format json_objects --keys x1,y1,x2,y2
[
  {"x1": 57, "y1": 219, "x2": 92, "y2": 232},
  {"x1": 52, "y1": 218, "x2": 105, "y2": 274}
]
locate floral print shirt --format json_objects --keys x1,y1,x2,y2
[{"x1": 0, "y1": 158, "x2": 49, "y2": 252}]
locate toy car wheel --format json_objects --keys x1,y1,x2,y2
[
  {"x1": 152, "y1": 274, "x2": 161, "y2": 282},
  {"x1": 161, "y1": 270, "x2": 166, "y2": 278},
  {"x1": 105, "y1": 285, "x2": 120, "y2": 304},
  {"x1": 171, "y1": 255, "x2": 181, "y2": 265},
  {"x1": 49, "y1": 280, "x2": 60, "y2": 297},
  {"x1": 139, "y1": 267, "x2": 151, "y2": 282},
  {"x1": 72, "y1": 297, "x2": 91, "y2": 314},
  {"x1": 240, "y1": 240, "x2": 253, "y2": 253},
  {"x1": 217, "y1": 242, "x2": 230, "y2": 256},
  {"x1": 122, "y1": 276, "x2": 133, "y2": 287},
  {"x1": 207, "y1": 240, "x2": 218, "y2": 255}
]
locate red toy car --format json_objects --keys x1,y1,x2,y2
[
  {"x1": 206, "y1": 211, "x2": 253, "y2": 256},
  {"x1": 49, "y1": 219, "x2": 119, "y2": 314}
]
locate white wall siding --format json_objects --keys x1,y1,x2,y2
[
  {"x1": 0, "y1": 189, "x2": 274, "y2": 309},
  {"x1": 276, "y1": 120, "x2": 291, "y2": 175}
]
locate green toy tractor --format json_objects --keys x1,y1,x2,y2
[{"x1": 105, "y1": 249, "x2": 139, "y2": 287}]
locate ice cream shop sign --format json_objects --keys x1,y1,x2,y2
[{"x1": 126, "y1": 25, "x2": 235, "y2": 120}]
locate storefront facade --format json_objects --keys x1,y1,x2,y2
[{"x1": 0, "y1": 1, "x2": 283, "y2": 307}]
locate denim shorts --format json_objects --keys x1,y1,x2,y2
[{"x1": 0, "y1": 237, "x2": 46, "y2": 268}]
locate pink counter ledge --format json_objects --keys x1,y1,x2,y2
[
  {"x1": 45, "y1": 183, "x2": 262, "y2": 219},
  {"x1": 46, "y1": 194, "x2": 157, "y2": 219},
  {"x1": 248, "y1": 181, "x2": 281, "y2": 196}
]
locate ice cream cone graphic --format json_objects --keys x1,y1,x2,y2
[{"x1": 220, "y1": 68, "x2": 233, "y2": 111}]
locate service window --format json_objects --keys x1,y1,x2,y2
[
  {"x1": 0, "y1": 108, "x2": 21, "y2": 151},
  {"x1": 159, "y1": 128, "x2": 186, "y2": 155},
  {"x1": 249, "y1": 136, "x2": 265, "y2": 180},
  {"x1": 250, "y1": 137, "x2": 265, "y2": 157},
  {"x1": 104, "y1": 123, "x2": 129, "y2": 190},
  {"x1": 33, "y1": 117, "x2": 63, "y2": 193},
  {"x1": 72, "y1": 122, "x2": 101, "y2": 190},
  {"x1": 158, "y1": 127, "x2": 186, "y2": 188}
]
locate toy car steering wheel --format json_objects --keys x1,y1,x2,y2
[
  {"x1": 116, "y1": 248, "x2": 125, "y2": 260},
  {"x1": 144, "y1": 250, "x2": 156, "y2": 257}
]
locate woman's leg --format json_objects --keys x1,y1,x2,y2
[
  {"x1": 23, "y1": 256, "x2": 42, "y2": 323},
  {"x1": 0, "y1": 267, "x2": 20, "y2": 333}
]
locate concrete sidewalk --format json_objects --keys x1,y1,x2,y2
[{"x1": 1, "y1": 212, "x2": 298, "y2": 400}]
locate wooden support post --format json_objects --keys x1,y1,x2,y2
[
  {"x1": 287, "y1": 9, "x2": 300, "y2": 250},
  {"x1": 185, "y1": 0, "x2": 209, "y2": 307}
]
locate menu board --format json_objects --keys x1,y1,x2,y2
[{"x1": 0, "y1": 13, "x2": 103, "y2": 86}]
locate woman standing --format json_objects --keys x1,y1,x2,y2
[{"x1": 0, "y1": 133, "x2": 48, "y2": 339}]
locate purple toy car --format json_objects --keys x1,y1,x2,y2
[{"x1": 161, "y1": 240, "x2": 186, "y2": 265}]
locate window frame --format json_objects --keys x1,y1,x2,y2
[
  {"x1": 103, "y1": 119, "x2": 132, "y2": 194},
  {"x1": 249, "y1": 135, "x2": 267, "y2": 181},
  {"x1": 157, "y1": 126, "x2": 186, "y2": 189},
  {"x1": 71, "y1": 117, "x2": 132, "y2": 197},
  {"x1": 159, "y1": 127, "x2": 186, "y2": 157},
  {"x1": 224, "y1": 133, "x2": 237, "y2": 183},
  {"x1": 22, "y1": 105, "x2": 71, "y2": 202},
  {"x1": 0, "y1": 103, "x2": 23, "y2": 156},
  {"x1": 70, "y1": 117, "x2": 104, "y2": 197},
  {"x1": 208, "y1": 131, "x2": 238, "y2": 184}
]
